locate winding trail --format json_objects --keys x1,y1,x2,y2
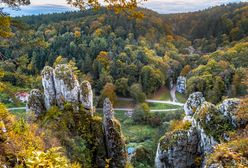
[
  {"x1": 117, "y1": 97, "x2": 184, "y2": 106},
  {"x1": 8, "y1": 87, "x2": 184, "y2": 113},
  {"x1": 96, "y1": 108, "x2": 182, "y2": 112},
  {"x1": 9, "y1": 106, "x2": 183, "y2": 113},
  {"x1": 7, "y1": 107, "x2": 26, "y2": 110},
  {"x1": 170, "y1": 85, "x2": 178, "y2": 102}
]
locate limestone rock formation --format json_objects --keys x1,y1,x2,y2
[
  {"x1": 176, "y1": 76, "x2": 186, "y2": 94},
  {"x1": 40, "y1": 64, "x2": 94, "y2": 111},
  {"x1": 53, "y1": 64, "x2": 79, "y2": 107},
  {"x1": 26, "y1": 64, "x2": 128, "y2": 167},
  {"x1": 184, "y1": 92, "x2": 205, "y2": 116},
  {"x1": 217, "y1": 98, "x2": 240, "y2": 128},
  {"x1": 79, "y1": 80, "x2": 93, "y2": 112},
  {"x1": 103, "y1": 98, "x2": 127, "y2": 167},
  {"x1": 155, "y1": 127, "x2": 199, "y2": 168},
  {"x1": 41, "y1": 66, "x2": 56, "y2": 109},
  {"x1": 27, "y1": 89, "x2": 45, "y2": 117},
  {"x1": 156, "y1": 92, "x2": 241, "y2": 168}
]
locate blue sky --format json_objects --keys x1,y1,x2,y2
[{"x1": 2, "y1": 0, "x2": 247, "y2": 16}]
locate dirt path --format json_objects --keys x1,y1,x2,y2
[
  {"x1": 117, "y1": 97, "x2": 184, "y2": 106},
  {"x1": 170, "y1": 85, "x2": 178, "y2": 102},
  {"x1": 96, "y1": 108, "x2": 182, "y2": 112},
  {"x1": 7, "y1": 107, "x2": 26, "y2": 110}
]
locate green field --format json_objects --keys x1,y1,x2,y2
[
  {"x1": 9, "y1": 109, "x2": 27, "y2": 118},
  {"x1": 148, "y1": 102, "x2": 181, "y2": 110},
  {"x1": 176, "y1": 93, "x2": 187, "y2": 103}
]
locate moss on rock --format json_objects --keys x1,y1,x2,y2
[
  {"x1": 27, "y1": 89, "x2": 45, "y2": 117},
  {"x1": 194, "y1": 102, "x2": 234, "y2": 142},
  {"x1": 54, "y1": 64, "x2": 77, "y2": 90}
]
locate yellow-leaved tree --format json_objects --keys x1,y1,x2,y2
[{"x1": 0, "y1": 15, "x2": 12, "y2": 38}]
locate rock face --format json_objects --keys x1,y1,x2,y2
[
  {"x1": 176, "y1": 76, "x2": 186, "y2": 93},
  {"x1": 27, "y1": 89, "x2": 45, "y2": 117},
  {"x1": 79, "y1": 81, "x2": 93, "y2": 112},
  {"x1": 184, "y1": 92, "x2": 205, "y2": 116},
  {"x1": 32, "y1": 64, "x2": 94, "y2": 111},
  {"x1": 53, "y1": 64, "x2": 79, "y2": 107},
  {"x1": 156, "y1": 92, "x2": 241, "y2": 168},
  {"x1": 41, "y1": 66, "x2": 56, "y2": 110},
  {"x1": 54, "y1": 64, "x2": 79, "y2": 106},
  {"x1": 217, "y1": 98, "x2": 240, "y2": 128},
  {"x1": 103, "y1": 98, "x2": 127, "y2": 168},
  {"x1": 155, "y1": 128, "x2": 199, "y2": 168}
]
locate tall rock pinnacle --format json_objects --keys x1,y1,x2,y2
[
  {"x1": 41, "y1": 66, "x2": 56, "y2": 110},
  {"x1": 103, "y1": 98, "x2": 127, "y2": 167}
]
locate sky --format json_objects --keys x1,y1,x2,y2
[{"x1": 2, "y1": 0, "x2": 247, "y2": 16}]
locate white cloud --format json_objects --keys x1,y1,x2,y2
[
  {"x1": 3, "y1": 0, "x2": 247, "y2": 16},
  {"x1": 141, "y1": 0, "x2": 246, "y2": 13}
]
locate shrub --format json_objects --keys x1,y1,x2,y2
[
  {"x1": 26, "y1": 147, "x2": 81, "y2": 168},
  {"x1": 206, "y1": 138, "x2": 248, "y2": 167},
  {"x1": 169, "y1": 120, "x2": 192, "y2": 131},
  {"x1": 132, "y1": 103, "x2": 150, "y2": 123}
]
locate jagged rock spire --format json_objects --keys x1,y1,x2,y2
[
  {"x1": 103, "y1": 98, "x2": 114, "y2": 120},
  {"x1": 103, "y1": 98, "x2": 127, "y2": 167}
]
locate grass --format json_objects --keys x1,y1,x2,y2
[
  {"x1": 122, "y1": 124, "x2": 158, "y2": 142},
  {"x1": 148, "y1": 102, "x2": 181, "y2": 110},
  {"x1": 151, "y1": 86, "x2": 187, "y2": 103},
  {"x1": 9, "y1": 109, "x2": 27, "y2": 118},
  {"x1": 176, "y1": 93, "x2": 187, "y2": 103},
  {"x1": 114, "y1": 99, "x2": 134, "y2": 108},
  {"x1": 151, "y1": 87, "x2": 171, "y2": 100}
]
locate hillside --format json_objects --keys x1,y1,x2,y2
[
  {"x1": 0, "y1": 3, "x2": 248, "y2": 168},
  {"x1": 164, "y1": 2, "x2": 248, "y2": 52}
]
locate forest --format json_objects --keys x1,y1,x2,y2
[{"x1": 0, "y1": 2, "x2": 248, "y2": 168}]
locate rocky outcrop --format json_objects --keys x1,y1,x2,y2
[
  {"x1": 184, "y1": 92, "x2": 205, "y2": 116},
  {"x1": 156, "y1": 92, "x2": 241, "y2": 168},
  {"x1": 217, "y1": 98, "x2": 240, "y2": 128},
  {"x1": 103, "y1": 98, "x2": 127, "y2": 168},
  {"x1": 53, "y1": 64, "x2": 79, "y2": 107},
  {"x1": 27, "y1": 89, "x2": 45, "y2": 117},
  {"x1": 27, "y1": 64, "x2": 127, "y2": 167},
  {"x1": 155, "y1": 128, "x2": 199, "y2": 168},
  {"x1": 31, "y1": 64, "x2": 94, "y2": 112},
  {"x1": 176, "y1": 76, "x2": 186, "y2": 94}
]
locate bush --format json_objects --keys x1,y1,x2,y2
[
  {"x1": 169, "y1": 120, "x2": 192, "y2": 131},
  {"x1": 129, "y1": 84, "x2": 146, "y2": 103},
  {"x1": 133, "y1": 103, "x2": 150, "y2": 123},
  {"x1": 206, "y1": 138, "x2": 248, "y2": 167}
]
